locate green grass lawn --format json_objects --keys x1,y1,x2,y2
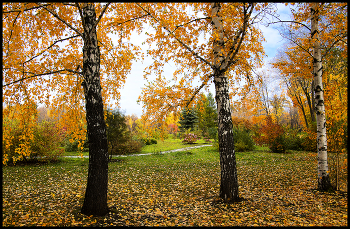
[
  {"x1": 63, "y1": 137, "x2": 214, "y2": 156},
  {"x1": 3, "y1": 146, "x2": 347, "y2": 226}
]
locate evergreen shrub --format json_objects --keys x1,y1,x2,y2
[{"x1": 232, "y1": 126, "x2": 255, "y2": 152}]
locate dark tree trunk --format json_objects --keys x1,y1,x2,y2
[
  {"x1": 211, "y1": 2, "x2": 240, "y2": 203},
  {"x1": 80, "y1": 3, "x2": 109, "y2": 216},
  {"x1": 214, "y1": 72, "x2": 240, "y2": 202}
]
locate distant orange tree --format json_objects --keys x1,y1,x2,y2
[{"x1": 253, "y1": 115, "x2": 286, "y2": 153}]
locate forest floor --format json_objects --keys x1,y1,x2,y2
[{"x1": 2, "y1": 143, "x2": 348, "y2": 226}]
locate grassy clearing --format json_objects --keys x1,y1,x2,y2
[
  {"x1": 63, "y1": 137, "x2": 213, "y2": 156},
  {"x1": 2, "y1": 147, "x2": 347, "y2": 226}
]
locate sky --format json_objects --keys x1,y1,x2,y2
[{"x1": 117, "y1": 3, "x2": 292, "y2": 117}]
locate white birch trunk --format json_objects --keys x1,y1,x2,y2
[
  {"x1": 311, "y1": 3, "x2": 332, "y2": 191},
  {"x1": 211, "y1": 2, "x2": 240, "y2": 202}
]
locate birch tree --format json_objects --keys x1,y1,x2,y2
[
  {"x1": 137, "y1": 2, "x2": 267, "y2": 202},
  {"x1": 310, "y1": 2, "x2": 331, "y2": 191},
  {"x1": 269, "y1": 2, "x2": 347, "y2": 191},
  {"x1": 3, "y1": 2, "x2": 144, "y2": 216}
]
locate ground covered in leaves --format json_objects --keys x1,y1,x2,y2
[{"x1": 2, "y1": 147, "x2": 348, "y2": 226}]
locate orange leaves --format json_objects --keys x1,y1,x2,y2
[
  {"x1": 253, "y1": 115, "x2": 286, "y2": 153},
  {"x1": 2, "y1": 148, "x2": 348, "y2": 226},
  {"x1": 3, "y1": 101, "x2": 37, "y2": 165},
  {"x1": 138, "y1": 3, "x2": 267, "y2": 133},
  {"x1": 3, "y1": 3, "x2": 148, "y2": 158}
]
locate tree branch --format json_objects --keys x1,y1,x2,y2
[
  {"x1": 281, "y1": 34, "x2": 313, "y2": 57},
  {"x1": 23, "y1": 35, "x2": 80, "y2": 64},
  {"x1": 220, "y1": 3, "x2": 253, "y2": 70},
  {"x1": 136, "y1": 3, "x2": 213, "y2": 68},
  {"x1": 2, "y1": 3, "x2": 51, "y2": 13},
  {"x1": 185, "y1": 73, "x2": 214, "y2": 107},
  {"x1": 171, "y1": 17, "x2": 210, "y2": 33},
  {"x1": 323, "y1": 32, "x2": 348, "y2": 57},
  {"x1": 106, "y1": 13, "x2": 150, "y2": 27},
  {"x1": 75, "y1": 2, "x2": 86, "y2": 34},
  {"x1": 95, "y1": 2, "x2": 111, "y2": 27},
  {"x1": 3, "y1": 68, "x2": 82, "y2": 87},
  {"x1": 267, "y1": 20, "x2": 311, "y2": 31},
  {"x1": 36, "y1": 3, "x2": 84, "y2": 38},
  {"x1": 5, "y1": 11, "x2": 21, "y2": 54}
]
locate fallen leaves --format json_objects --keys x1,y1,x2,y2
[{"x1": 2, "y1": 148, "x2": 348, "y2": 226}]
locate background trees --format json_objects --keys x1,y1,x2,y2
[
  {"x1": 178, "y1": 107, "x2": 198, "y2": 133},
  {"x1": 106, "y1": 109, "x2": 143, "y2": 159},
  {"x1": 197, "y1": 92, "x2": 218, "y2": 139}
]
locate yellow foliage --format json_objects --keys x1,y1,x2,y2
[
  {"x1": 2, "y1": 3, "x2": 146, "y2": 163},
  {"x1": 138, "y1": 3, "x2": 266, "y2": 131}
]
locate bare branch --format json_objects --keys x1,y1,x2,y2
[
  {"x1": 106, "y1": 13, "x2": 150, "y2": 27},
  {"x1": 266, "y1": 11, "x2": 311, "y2": 31},
  {"x1": 268, "y1": 20, "x2": 311, "y2": 31}
]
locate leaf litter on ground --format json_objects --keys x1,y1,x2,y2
[{"x1": 2, "y1": 147, "x2": 347, "y2": 226}]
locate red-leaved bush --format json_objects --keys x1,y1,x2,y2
[{"x1": 253, "y1": 116, "x2": 286, "y2": 153}]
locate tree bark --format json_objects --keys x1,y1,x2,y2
[
  {"x1": 80, "y1": 3, "x2": 109, "y2": 216},
  {"x1": 212, "y1": 2, "x2": 240, "y2": 202},
  {"x1": 214, "y1": 72, "x2": 240, "y2": 202},
  {"x1": 311, "y1": 3, "x2": 332, "y2": 191}
]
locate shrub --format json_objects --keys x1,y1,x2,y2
[
  {"x1": 235, "y1": 140, "x2": 249, "y2": 152},
  {"x1": 64, "y1": 138, "x2": 79, "y2": 152},
  {"x1": 63, "y1": 133, "x2": 89, "y2": 152},
  {"x1": 30, "y1": 121, "x2": 65, "y2": 162},
  {"x1": 121, "y1": 138, "x2": 143, "y2": 154},
  {"x1": 232, "y1": 126, "x2": 255, "y2": 152},
  {"x1": 284, "y1": 127, "x2": 305, "y2": 151},
  {"x1": 2, "y1": 120, "x2": 32, "y2": 165},
  {"x1": 301, "y1": 128, "x2": 317, "y2": 152},
  {"x1": 253, "y1": 116, "x2": 286, "y2": 153},
  {"x1": 3, "y1": 118, "x2": 65, "y2": 165},
  {"x1": 142, "y1": 138, "x2": 158, "y2": 145},
  {"x1": 182, "y1": 133, "x2": 200, "y2": 144},
  {"x1": 268, "y1": 134, "x2": 286, "y2": 154},
  {"x1": 208, "y1": 127, "x2": 218, "y2": 140}
]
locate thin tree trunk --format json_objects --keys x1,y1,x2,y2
[
  {"x1": 311, "y1": 3, "x2": 332, "y2": 191},
  {"x1": 302, "y1": 83, "x2": 315, "y2": 124},
  {"x1": 296, "y1": 93, "x2": 309, "y2": 129},
  {"x1": 212, "y1": 2, "x2": 240, "y2": 202},
  {"x1": 80, "y1": 3, "x2": 109, "y2": 216}
]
